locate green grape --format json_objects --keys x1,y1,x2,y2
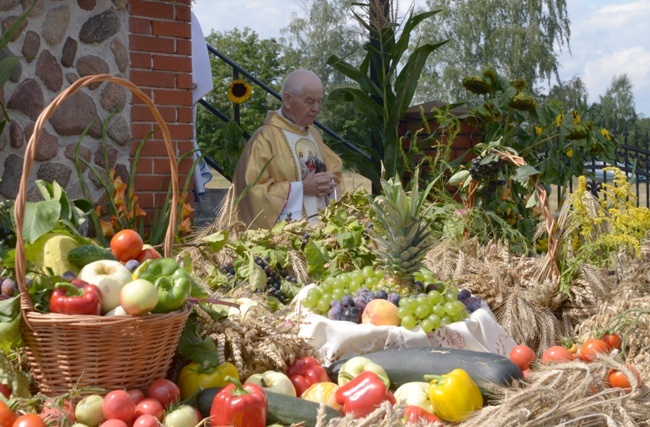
[
  {"x1": 307, "y1": 287, "x2": 322, "y2": 300},
  {"x1": 338, "y1": 272, "x2": 351, "y2": 287},
  {"x1": 432, "y1": 304, "x2": 446, "y2": 317},
  {"x1": 414, "y1": 304, "x2": 431, "y2": 319},
  {"x1": 396, "y1": 307, "x2": 410, "y2": 319},
  {"x1": 427, "y1": 314, "x2": 442, "y2": 329},
  {"x1": 398, "y1": 297, "x2": 410, "y2": 308},
  {"x1": 364, "y1": 276, "x2": 379, "y2": 287},
  {"x1": 445, "y1": 290, "x2": 457, "y2": 301},
  {"x1": 447, "y1": 286, "x2": 460, "y2": 296},
  {"x1": 420, "y1": 318, "x2": 435, "y2": 333},
  {"x1": 332, "y1": 288, "x2": 345, "y2": 300},
  {"x1": 401, "y1": 314, "x2": 417, "y2": 329},
  {"x1": 444, "y1": 301, "x2": 461, "y2": 316},
  {"x1": 441, "y1": 315, "x2": 453, "y2": 326},
  {"x1": 374, "y1": 269, "x2": 385, "y2": 279},
  {"x1": 416, "y1": 295, "x2": 429, "y2": 307},
  {"x1": 317, "y1": 297, "x2": 331, "y2": 313},
  {"x1": 362, "y1": 265, "x2": 375, "y2": 278},
  {"x1": 320, "y1": 282, "x2": 334, "y2": 294},
  {"x1": 303, "y1": 294, "x2": 319, "y2": 309},
  {"x1": 406, "y1": 298, "x2": 419, "y2": 312},
  {"x1": 323, "y1": 276, "x2": 337, "y2": 287},
  {"x1": 427, "y1": 290, "x2": 442, "y2": 305},
  {"x1": 452, "y1": 309, "x2": 468, "y2": 322},
  {"x1": 348, "y1": 280, "x2": 361, "y2": 293}
]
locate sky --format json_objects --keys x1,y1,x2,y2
[{"x1": 192, "y1": 0, "x2": 650, "y2": 117}]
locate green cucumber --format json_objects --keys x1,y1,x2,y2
[
  {"x1": 67, "y1": 244, "x2": 117, "y2": 268},
  {"x1": 325, "y1": 347, "x2": 524, "y2": 390},
  {"x1": 196, "y1": 388, "x2": 342, "y2": 427}
]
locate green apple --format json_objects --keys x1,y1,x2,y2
[
  {"x1": 78, "y1": 260, "x2": 132, "y2": 313},
  {"x1": 120, "y1": 278, "x2": 159, "y2": 316}
]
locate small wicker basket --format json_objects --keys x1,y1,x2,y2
[{"x1": 13, "y1": 74, "x2": 190, "y2": 396}]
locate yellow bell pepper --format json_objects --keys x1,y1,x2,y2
[
  {"x1": 178, "y1": 361, "x2": 240, "y2": 400},
  {"x1": 426, "y1": 368, "x2": 483, "y2": 422}
]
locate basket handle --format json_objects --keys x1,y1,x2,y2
[{"x1": 14, "y1": 74, "x2": 180, "y2": 311}]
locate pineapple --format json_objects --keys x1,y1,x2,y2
[{"x1": 368, "y1": 169, "x2": 436, "y2": 294}]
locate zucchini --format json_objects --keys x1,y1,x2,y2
[
  {"x1": 196, "y1": 388, "x2": 342, "y2": 427},
  {"x1": 67, "y1": 244, "x2": 117, "y2": 268},
  {"x1": 325, "y1": 347, "x2": 524, "y2": 390}
]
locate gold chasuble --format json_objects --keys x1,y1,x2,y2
[{"x1": 233, "y1": 111, "x2": 343, "y2": 229}]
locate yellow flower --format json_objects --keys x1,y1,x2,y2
[
  {"x1": 600, "y1": 128, "x2": 612, "y2": 141},
  {"x1": 572, "y1": 110, "x2": 581, "y2": 125},
  {"x1": 178, "y1": 217, "x2": 192, "y2": 234},
  {"x1": 566, "y1": 149, "x2": 573, "y2": 158},
  {"x1": 181, "y1": 201, "x2": 194, "y2": 217},
  {"x1": 555, "y1": 114, "x2": 564, "y2": 127},
  {"x1": 228, "y1": 79, "x2": 252, "y2": 104},
  {"x1": 534, "y1": 126, "x2": 542, "y2": 136}
]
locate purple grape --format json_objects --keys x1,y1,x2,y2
[
  {"x1": 1, "y1": 278, "x2": 17, "y2": 297},
  {"x1": 464, "y1": 297, "x2": 482, "y2": 313},
  {"x1": 352, "y1": 296, "x2": 367, "y2": 313},
  {"x1": 61, "y1": 271, "x2": 77, "y2": 281},
  {"x1": 328, "y1": 305, "x2": 344, "y2": 320},
  {"x1": 387, "y1": 292, "x2": 400, "y2": 306},
  {"x1": 375, "y1": 289, "x2": 388, "y2": 299},
  {"x1": 341, "y1": 306, "x2": 360, "y2": 323},
  {"x1": 125, "y1": 259, "x2": 140, "y2": 273},
  {"x1": 330, "y1": 299, "x2": 342, "y2": 308},
  {"x1": 341, "y1": 295, "x2": 354, "y2": 307},
  {"x1": 425, "y1": 283, "x2": 443, "y2": 293},
  {"x1": 356, "y1": 287, "x2": 369, "y2": 297},
  {"x1": 457, "y1": 289, "x2": 472, "y2": 302}
]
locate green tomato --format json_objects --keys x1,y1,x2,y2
[
  {"x1": 75, "y1": 394, "x2": 105, "y2": 427},
  {"x1": 119, "y1": 278, "x2": 159, "y2": 315},
  {"x1": 163, "y1": 404, "x2": 199, "y2": 427}
]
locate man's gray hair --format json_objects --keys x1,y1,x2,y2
[{"x1": 282, "y1": 69, "x2": 321, "y2": 97}]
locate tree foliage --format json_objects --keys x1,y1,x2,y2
[
  {"x1": 413, "y1": 0, "x2": 571, "y2": 104},
  {"x1": 598, "y1": 74, "x2": 637, "y2": 132},
  {"x1": 545, "y1": 76, "x2": 588, "y2": 112}
]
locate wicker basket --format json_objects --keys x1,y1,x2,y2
[{"x1": 13, "y1": 74, "x2": 191, "y2": 396}]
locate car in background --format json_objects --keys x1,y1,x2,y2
[{"x1": 583, "y1": 160, "x2": 638, "y2": 182}]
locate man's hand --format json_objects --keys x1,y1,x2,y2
[{"x1": 303, "y1": 172, "x2": 338, "y2": 197}]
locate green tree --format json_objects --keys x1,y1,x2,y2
[
  {"x1": 598, "y1": 73, "x2": 637, "y2": 132},
  {"x1": 545, "y1": 76, "x2": 589, "y2": 112},
  {"x1": 196, "y1": 28, "x2": 286, "y2": 179},
  {"x1": 413, "y1": 0, "x2": 570, "y2": 104}
]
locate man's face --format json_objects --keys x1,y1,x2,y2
[{"x1": 284, "y1": 84, "x2": 323, "y2": 128}]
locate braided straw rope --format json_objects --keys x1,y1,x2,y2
[
  {"x1": 12, "y1": 74, "x2": 188, "y2": 395},
  {"x1": 464, "y1": 151, "x2": 559, "y2": 281}
]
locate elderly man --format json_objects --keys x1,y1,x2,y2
[{"x1": 233, "y1": 69, "x2": 343, "y2": 229}]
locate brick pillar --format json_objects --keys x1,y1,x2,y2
[{"x1": 128, "y1": 0, "x2": 195, "y2": 213}]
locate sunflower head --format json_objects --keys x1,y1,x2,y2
[{"x1": 228, "y1": 79, "x2": 252, "y2": 104}]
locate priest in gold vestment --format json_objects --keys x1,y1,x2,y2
[{"x1": 233, "y1": 69, "x2": 343, "y2": 229}]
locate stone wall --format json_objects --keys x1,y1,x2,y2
[{"x1": 0, "y1": 0, "x2": 194, "y2": 216}]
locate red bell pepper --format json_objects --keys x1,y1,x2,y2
[
  {"x1": 49, "y1": 282, "x2": 102, "y2": 315},
  {"x1": 404, "y1": 405, "x2": 441, "y2": 425},
  {"x1": 210, "y1": 375, "x2": 267, "y2": 427},
  {"x1": 287, "y1": 356, "x2": 331, "y2": 396},
  {"x1": 334, "y1": 370, "x2": 396, "y2": 419}
]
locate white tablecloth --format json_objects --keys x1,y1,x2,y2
[{"x1": 292, "y1": 284, "x2": 517, "y2": 366}]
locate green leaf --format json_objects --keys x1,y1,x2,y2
[
  {"x1": 22, "y1": 199, "x2": 60, "y2": 244},
  {"x1": 304, "y1": 239, "x2": 326, "y2": 276},
  {"x1": 448, "y1": 170, "x2": 470, "y2": 186},
  {"x1": 0, "y1": 296, "x2": 21, "y2": 353},
  {"x1": 201, "y1": 230, "x2": 229, "y2": 253},
  {"x1": 526, "y1": 189, "x2": 539, "y2": 208},
  {"x1": 336, "y1": 231, "x2": 356, "y2": 249},
  {"x1": 514, "y1": 165, "x2": 540, "y2": 183},
  {"x1": 178, "y1": 323, "x2": 221, "y2": 366},
  {"x1": 0, "y1": 56, "x2": 20, "y2": 88},
  {"x1": 248, "y1": 255, "x2": 266, "y2": 291}
]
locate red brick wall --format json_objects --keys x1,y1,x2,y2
[{"x1": 128, "y1": 0, "x2": 194, "y2": 212}]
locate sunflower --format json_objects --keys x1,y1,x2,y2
[{"x1": 228, "y1": 79, "x2": 252, "y2": 104}]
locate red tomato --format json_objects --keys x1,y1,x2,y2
[
  {"x1": 136, "y1": 247, "x2": 162, "y2": 264},
  {"x1": 100, "y1": 420, "x2": 128, "y2": 427},
  {"x1": 102, "y1": 390, "x2": 136, "y2": 423},
  {"x1": 607, "y1": 365, "x2": 642, "y2": 393},
  {"x1": 146, "y1": 379, "x2": 181, "y2": 408},
  {"x1": 132, "y1": 414, "x2": 159, "y2": 427},
  {"x1": 134, "y1": 398, "x2": 165, "y2": 421},
  {"x1": 541, "y1": 346, "x2": 574, "y2": 365},
  {"x1": 110, "y1": 229, "x2": 144, "y2": 262},
  {"x1": 579, "y1": 338, "x2": 610, "y2": 362},
  {"x1": 602, "y1": 333, "x2": 622, "y2": 352},
  {"x1": 0, "y1": 383, "x2": 10, "y2": 399},
  {"x1": 126, "y1": 389, "x2": 145, "y2": 405},
  {"x1": 509, "y1": 344, "x2": 536, "y2": 371},
  {"x1": 11, "y1": 414, "x2": 46, "y2": 427},
  {"x1": 0, "y1": 401, "x2": 17, "y2": 427}
]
